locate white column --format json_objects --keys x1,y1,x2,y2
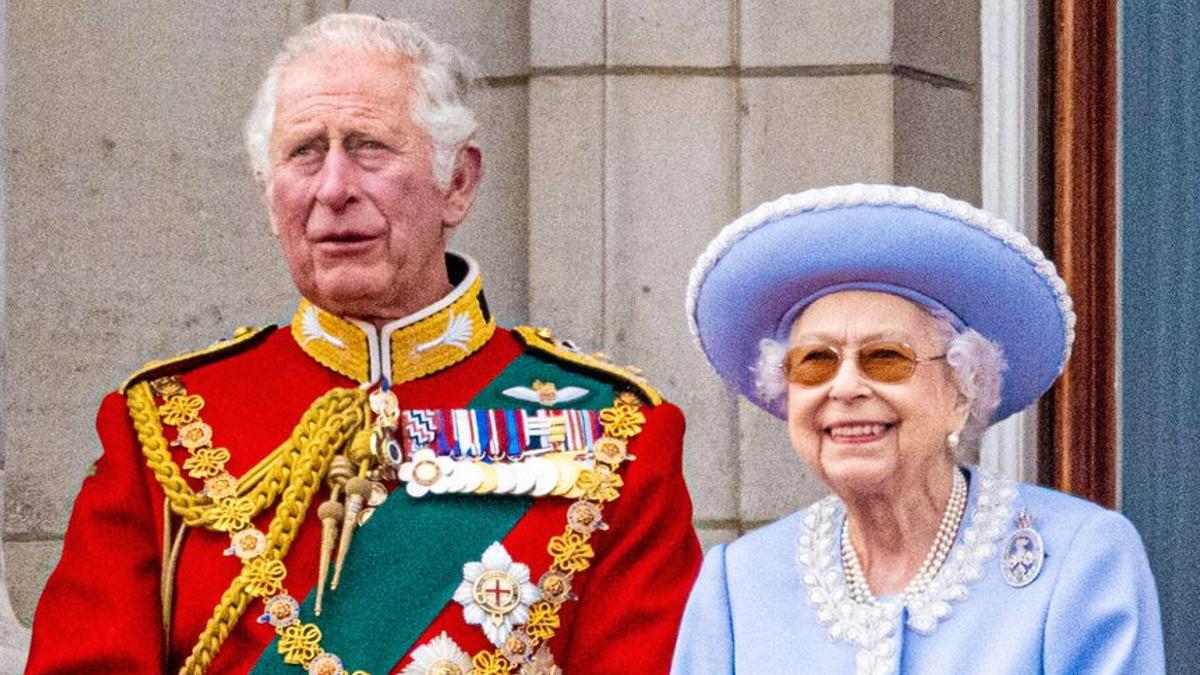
[{"x1": 979, "y1": 0, "x2": 1041, "y2": 481}]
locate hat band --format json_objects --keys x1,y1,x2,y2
[{"x1": 774, "y1": 282, "x2": 967, "y2": 340}]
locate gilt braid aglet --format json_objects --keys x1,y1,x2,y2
[
  {"x1": 127, "y1": 383, "x2": 209, "y2": 525},
  {"x1": 176, "y1": 387, "x2": 365, "y2": 673}
]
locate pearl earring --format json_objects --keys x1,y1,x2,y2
[{"x1": 947, "y1": 431, "x2": 961, "y2": 451}]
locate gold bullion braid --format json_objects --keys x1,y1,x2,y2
[
  {"x1": 129, "y1": 382, "x2": 306, "y2": 528},
  {"x1": 128, "y1": 382, "x2": 207, "y2": 521},
  {"x1": 175, "y1": 387, "x2": 366, "y2": 675}
]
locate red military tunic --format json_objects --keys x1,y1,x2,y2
[{"x1": 26, "y1": 254, "x2": 701, "y2": 674}]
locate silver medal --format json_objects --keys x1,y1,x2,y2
[{"x1": 1001, "y1": 509, "x2": 1044, "y2": 588}]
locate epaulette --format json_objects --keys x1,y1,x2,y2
[
  {"x1": 512, "y1": 325, "x2": 663, "y2": 406},
  {"x1": 119, "y1": 325, "x2": 277, "y2": 394}
]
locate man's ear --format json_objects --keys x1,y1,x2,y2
[{"x1": 441, "y1": 144, "x2": 483, "y2": 229}]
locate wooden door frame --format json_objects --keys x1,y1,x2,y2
[{"x1": 1037, "y1": 0, "x2": 1120, "y2": 507}]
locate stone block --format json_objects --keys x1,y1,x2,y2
[
  {"x1": 348, "y1": 0, "x2": 529, "y2": 77},
  {"x1": 2, "y1": 422, "x2": 94, "y2": 538},
  {"x1": 894, "y1": 77, "x2": 980, "y2": 203},
  {"x1": 696, "y1": 527, "x2": 739, "y2": 551},
  {"x1": 895, "y1": 0, "x2": 980, "y2": 84},
  {"x1": 741, "y1": 0, "x2": 979, "y2": 84},
  {"x1": 604, "y1": 75, "x2": 739, "y2": 521},
  {"x1": 740, "y1": 0, "x2": 892, "y2": 67},
  {"x1": 452, "y1": 82, "x2": 530, "y2": 326},
  {"x1": 2, "y1": 539, "x2": 61, "y2": 627},
  {"x1": 4, "y1": 1, "x2": 300, "y2": 538},
  {"x1": 528, "y1": 76, "x2": 605, "y2": 345},
  {"x1": 608, "y1": 0, "x2": 733, "y2": 67},
  {"x1": 0, "y1": 471, "x2": 31, "y2": 670},
  {"x1": 298, "y1": 0, "x2": 346, "y2": 26},
  {"x1": 739, "y1": 75, "x2": 893, "y2": 209},
  {"x1": 0, "y1": 640, "x2": 28, "y2": 675},
  {"x1": 531, "y1": 0, "x2": 605, "y2": 68},
  {"x1": 737, "y1": 401, "x2": 830, "y2": 521}
]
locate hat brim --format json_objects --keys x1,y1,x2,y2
[{"x1": 688, "y1": 185, "x2": 1074, "y2": 422}]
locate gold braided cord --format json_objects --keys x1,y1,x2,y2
[
  {"x1": 179, "y1": 571, "x2": 257, "y2": 675},
  {"x1": 129, "y1": 382, "x2": 303, "y2": 528},
  {"x1": 178, "y1": 387, "x2": 366, "y2": 674}
]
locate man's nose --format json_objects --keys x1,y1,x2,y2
[{"x1": 315, "y1": 147, "x2": 357, "y2": 211}]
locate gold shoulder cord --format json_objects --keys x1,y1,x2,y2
[{"x1": 127, "y1": 378, "x2": 367, "y2": 674}]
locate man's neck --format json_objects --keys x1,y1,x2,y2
[{"x1": 343, "y1": 280, "x2": 456, "y2": 327}]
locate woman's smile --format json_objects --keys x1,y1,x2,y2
[{"x1": 824, "y1": 421, "x2": 895, "y2": 444}]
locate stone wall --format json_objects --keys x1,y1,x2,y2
[{"x1": 0, "y1": 0, "x2": 979, "y2": 663}]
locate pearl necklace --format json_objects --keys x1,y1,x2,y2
[{"x1": 841, "y1": 468, "x2": 968, "y2": 605}]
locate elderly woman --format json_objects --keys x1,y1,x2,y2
[{"x1": 672, "y1": 185, "x2": 1164, "y2": 674}]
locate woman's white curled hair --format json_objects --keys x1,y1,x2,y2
[
  {"x1": 244, "y1": 13, "x2": 478, "y2": 188},
  {"x1": 753, "y1": 338, "x2": 789, "y2": 414},
  {"x1": 942, "y1": 326, "x2": 1006, "y2": 438}
]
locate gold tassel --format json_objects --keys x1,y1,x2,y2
[
  {"x1": 331, "y1": 471, "x2": 372, "y2": 590},
  {"x1": 314, "y1": 487, "x2": 343, "y2": 616},
  {"x1": 315, "y1": 455, "x2": 354, "y2": 614},
  {"x1": 329, "y1": 388, "x2": 394, "y2": 591}
]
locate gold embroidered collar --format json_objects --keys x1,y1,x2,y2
[{"x1": 291, "y1": 253, "x2": 496, "y2": 385}]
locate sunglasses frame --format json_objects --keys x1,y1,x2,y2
[{"x1": 782, "y1": 341, "x2": 947, "y2": 387}]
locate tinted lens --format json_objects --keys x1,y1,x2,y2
[
  {"x1": 859, "y1": 343, "x2": 918, "y2": 383},
  {"x1": 785, "y1": 346, "x2": 841, "y2": 385}
]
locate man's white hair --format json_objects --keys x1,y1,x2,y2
[
  {"x1": 753, "y1": 308, "x2": 1006, "y2": 440},
  {"x1": 244, "y1": 13, "x2": 478, "y2": 187}
]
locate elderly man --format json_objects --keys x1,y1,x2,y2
[{"x1": 25, "y1": 14, "x2": 700, "y2": 675}]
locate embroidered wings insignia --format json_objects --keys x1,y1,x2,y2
[
  {"x1": 300, "y1": 305, "x2": 346, "y2": 349},
  {"x1": 501, "y1": 385, "x2": 590, "y2": 406},
  {"x1": 416, "y1": 311, "x2": 473, "y2": 353}
]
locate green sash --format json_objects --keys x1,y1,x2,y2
[{"x1": 251, "y1": 352, "x2": 612, "y2": 674}]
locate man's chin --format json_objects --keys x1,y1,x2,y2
[
  {"x1": 297, "y1": 260, "x2": 450, "y2": 320},
  {"x1": 303, "y1": 275, "x2": 393, "y2": 318}
]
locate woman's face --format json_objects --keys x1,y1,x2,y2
[{"x1": 785, "y1": 291, "x2": 968, "y2": 494}]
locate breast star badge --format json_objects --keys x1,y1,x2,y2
[
  {"x1": 401, "y1": 631, "x2": 473, "y2": 675},
  {"x1": 453, "y1": 542, "x2": 542, "y2": 647}
]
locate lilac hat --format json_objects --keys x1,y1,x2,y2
[{"x1": 686, "y1": 184, "x2": 1076, "y2": 422}]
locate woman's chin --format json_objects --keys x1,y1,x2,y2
[{"x1": 818, "y1": 452, "x2": 898, "y2": 495}]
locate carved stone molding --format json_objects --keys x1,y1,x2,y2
[{"x1": 979, "y1": 1, "x2": 1041, "y2": 482}]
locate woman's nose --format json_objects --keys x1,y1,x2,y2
[{"x1": 827, "y1": 353, "x2": 869, "y2": 400}]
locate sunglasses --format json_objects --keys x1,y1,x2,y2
[{"x1": 783, "y1": 342, "x2": 946, "y2": 386}]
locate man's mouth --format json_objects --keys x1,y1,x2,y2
[
  {"x1": 311, "y1": 232, "x2": 382, "y2": 256},
  {"x1": 315, "y1": 231, "x2": 377, "y2": 244}
]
